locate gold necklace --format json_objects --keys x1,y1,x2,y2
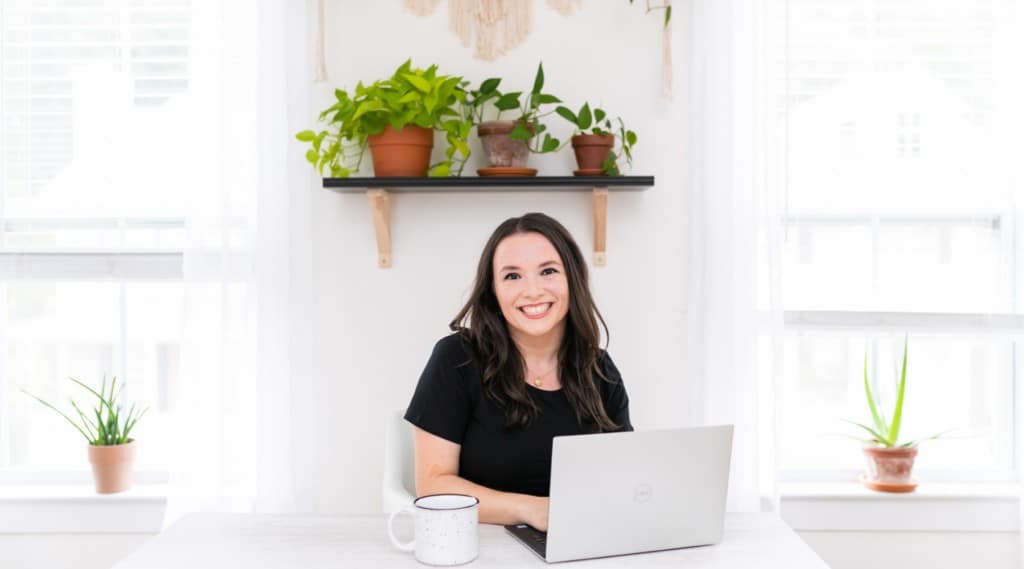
[{"x1": 527, "y1": 362, "x2": 558, "y2": 388}]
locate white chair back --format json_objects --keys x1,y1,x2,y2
[{"x1": 382, "y1": 409, "x2": 416, "y2": 512}]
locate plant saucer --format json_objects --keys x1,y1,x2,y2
[
  {"x1": 573, "y1": 168, "x2": 605, "y2": 176},
  {"x1": 859, "y1": 473, "x2": 918, "y2": 493}
]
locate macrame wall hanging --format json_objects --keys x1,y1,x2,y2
[{"x1": 311, "y1": 0, "x2": 672, "y2": 98}]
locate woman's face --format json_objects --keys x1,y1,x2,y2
[{"x1": 492, "y1": 232, "x2": 571, "y2": 344}]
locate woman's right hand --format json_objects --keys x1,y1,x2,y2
[{"x1": 519, "y1": 495, "x2": 550, "y2": 532}]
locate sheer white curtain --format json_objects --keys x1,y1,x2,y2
[
  {"x1": 685, "y1": 0, "x2": 784, "y2": 512},
  {"x1": 162, "y1": 0, "x2": 316, "y2": 525}
]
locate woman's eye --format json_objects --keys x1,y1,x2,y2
[
  {"x1": 503, "y1": 273, "x2": 520, "y2": 280},
  {"x1": 541, "y1": 267, "x2": 558, "y2": 276}
]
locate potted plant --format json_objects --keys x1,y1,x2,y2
[
  {"x1": 296, "y1": 60, "x2": 473, "y2": 178},
  {"x1": 556, "y1": 102, "x2": 638, "y2": 175},
  {"x1": 846, "y1": 336, "x2": 947, "y2": 493},
  {"x1": 465, "y1": 63, "x2": 563, "y2": 176},
  {"x1": 22, "y1": 376, "x2": 148, "y2": 494}
]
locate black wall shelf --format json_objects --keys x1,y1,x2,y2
[
  {"x1": 323, "y1": 176, "x2": 654, "y2": 192},
  {"x1": 323, "y1": 175, "x2": 655, "y2": 268}
]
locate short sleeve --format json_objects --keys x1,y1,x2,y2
[
  {"x1": 600, "y1": 351, "x2": 634, "y2": 432},
  {"x1": 404, "y1": 336, "x2": 473, "y2": 445}
]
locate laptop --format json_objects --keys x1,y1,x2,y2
[{"x1": 505, "y1": 425, "x2": 734, "y2": 563}]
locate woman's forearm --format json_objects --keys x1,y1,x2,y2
[{"x1": 418, "y1": 473, "x2": 544, "y2": 527}]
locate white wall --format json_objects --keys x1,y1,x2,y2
[{"x1": 305, "y1": 2, "x2": 690, "y2": 513}]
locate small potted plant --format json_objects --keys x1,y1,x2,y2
[
  {"x1": 846, "y1": 336, "x2": 947, "y2": 493},
  {"x1": 466, "y1": 63, "x2": 563, "y2": 176},
  {"x1": 556, "y1": 102, "x2": 638, "y2": 175},
  {"x1": 296, "y1": 60, "x2": 473, "y2": 178},
  {"x1": 22, "y1": 376, "x2": 148, "y2": 494}
]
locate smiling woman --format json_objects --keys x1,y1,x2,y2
[{"x1": 403, "y1": 212, "x2": 632, "y2": 533}]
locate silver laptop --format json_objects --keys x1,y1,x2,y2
[{"x1": 505, "y1": 425, "x2": 734, "y2": 563}]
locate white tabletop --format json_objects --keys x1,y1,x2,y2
[{"x1": 113, "y1": 512, "x2": 830, "y2": 568}]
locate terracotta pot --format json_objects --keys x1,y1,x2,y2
[
  {"x1": 861, "y1": 445, "x2": 918, "y2": 493},
  {"x1": 477, "y1": 120, "x2": 532, "y2": 168},
  {"x1": 571, "y1": 133, "x2": 615, "y2": 173},
  {"x1": 367, "y1": 125, "x2": 434, "y2": 177},
  {"x1": 88, "y1": 440, "x2": 137, "y2": 494}
]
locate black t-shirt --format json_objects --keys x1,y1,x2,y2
[{"x1": 404, "y1": 333, "x2": 633, "y2": 497}]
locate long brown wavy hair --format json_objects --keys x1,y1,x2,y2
[{"x1": 449, "y1": 212, "x2": 620, "y2": 432}]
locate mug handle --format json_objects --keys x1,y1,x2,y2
[{"x1": 387, "y1": 505, "x2": 416, "y2": 552}]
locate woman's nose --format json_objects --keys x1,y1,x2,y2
[{"x1": 522, "y1": 274, "x2": 544, "y2": 297}]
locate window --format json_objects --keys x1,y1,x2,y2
[
  {"x1": 0, "y1": 0, "x2": 192, "y2": 480},
  {"x1": 766, "y1": 0, "x2": 1023, "y2": 480}
]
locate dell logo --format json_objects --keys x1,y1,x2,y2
[{"x1": 633, "y1": 484, "x2": 652, "y2": 503}]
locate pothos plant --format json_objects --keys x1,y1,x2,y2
[
  {"x1": 463, "y1": 62, "x2": 563, "y2": 155},
  {"x1": 556, "y1": 102, "x2": 638, "y2": 175},
  {"x1": 845, "y1": 336, "x2": 948, "y2": 448},
  {"x1": 296, "y1": 60, "x2": 473, "y2": 177}
]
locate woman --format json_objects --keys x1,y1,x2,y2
[{"x1": 404, "y1": 212, "x2": 632, "y2": 532}]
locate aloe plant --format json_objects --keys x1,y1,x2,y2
[
  {"x1": 846, "y1": 336, "x2": 947, "y2": 448},
  {"x1": 22, "y1": 376, "x2": 147, "y2": 446}
]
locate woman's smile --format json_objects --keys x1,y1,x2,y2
[{"x1": 519, "y1": 302, "x2": 554, "y2": 319}]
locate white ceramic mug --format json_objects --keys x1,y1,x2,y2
[{"x1": 387, "y1": 494, "x2": 480, "y2": 566}]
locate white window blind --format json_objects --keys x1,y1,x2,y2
[
  {"x1": 0, "y1": 0, "x2": 192, "y2": 478},
  {"x1": 766, "y1": 0, "x2": 1024, "y2": 479}
]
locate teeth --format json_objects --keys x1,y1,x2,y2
[{"x1": 522, "y1": 303, "x2": 552, "y2": 316}]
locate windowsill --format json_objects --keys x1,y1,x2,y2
[
  {"x1": 0, "y1": 481, "x2": 1018, "y2": 534},
  {"x1": 0, "y1": 483, "x2": 167, "y2": 534},
  {"x1": 780, "y1": 481, "x2": 1022, "y2": 532}
]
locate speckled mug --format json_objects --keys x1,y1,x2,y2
[{"x1": 388, "y1": 494, "x2": 479, "y2": 565}]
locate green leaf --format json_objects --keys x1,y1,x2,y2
[
  {"x1": 397, "y1": 91, "x2": 421, "y2": 104},
  {"x1": 578, "y1": 103, "x2": 593, "y2": 130},
  {"x1": 331, "y1": 165, "x2": 351, "y2": 177},
  {"x1": 21, "y1": 389, "x2": 94, "y2": 443},
  {"x1": 843, "y1": 419, "x2": 892, "y2": 447},
  {"x1": 626, "y1": 130, "x2": 638, "y2": 146},
  {"x1": 537, "y1": 94, "x2": 561, "y2": 105},
  {"x1": 402, "y1": 73, "x2": 431, "y2": 93},
  {"x1": 509, "y1": 122, "x2": 533, "y2": 141},
  {"x1": 306, "y1": 149, "x2": 319, "y2": 164},
  {"x1": 351, "y1": 100, "x2": 385, "y2": 121},
  {"x1": 593, "y1": 108, "x2": 606, "y2": 123},
  {"x1": 495, "y1": 92, "x2": 521, "y2": 111},
  {"x1": 555, "y1": 106, "x2": 577, "y2": 126},
  {"x1": 863, "y1": 350, "x2": 888, "y2": 439},
  {"x1": 532, "y1": 63, "x2": 545, "y2": 95},
  {"x1": 295, "y1": 130, "x2": 316, "y2": 142},
  {"x1": 447, "y1": 133, "x2": 470, "y2": 158},
  {"x1": 889, "y1": 336, "x2": 909, "y2": 445},
  {"x1": 664, "y1": 5, "x2": 672, "y2": 27},
  {"x1": 541, "y1": 134, "x2": 559, "y2": 153},
  {"x1": 428, "y1": 162, "x2": 451, "y2": 177},
  {"x1": 479, "y1": 77, "x2": 501, "y2": 94},
  {"x1": 602, "y1": 153, "x2": 620, "y2": 175}
]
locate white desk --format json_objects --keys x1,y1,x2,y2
[{"x1": 113, "y1": 512, "x2": 830, "y2": 568}]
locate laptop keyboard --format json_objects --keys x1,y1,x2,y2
[{"x1": 505, "y1": 524, "x2": 548, "y2": 558}]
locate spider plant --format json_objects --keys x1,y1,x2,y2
[
  {"x1": 22, "y1": 376, "x2": 148, "y2": 446},
  {"x1": 846, "y1": 336, "x2": 947, "y2": 448}
]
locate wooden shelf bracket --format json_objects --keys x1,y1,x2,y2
[
  {"x1": 367, "y1": 189, "x2": 392, "y2": 268},
  {"x1": 325, "y1": 176, "x2": 653, "y2": 268},
  {"x1": 593, "y1": 187, "x2": 608, "y2": 266}
]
